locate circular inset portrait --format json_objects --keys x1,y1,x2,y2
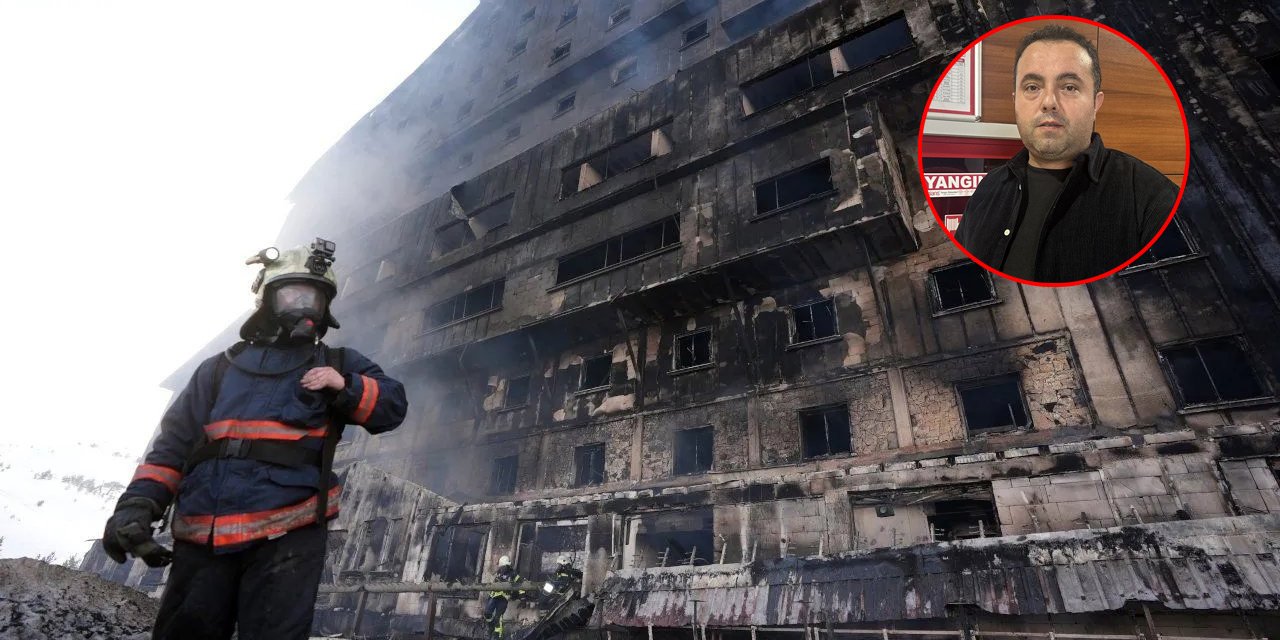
[{"x1": 918, "y1": 16, "x2": 1189, "y2": 286}]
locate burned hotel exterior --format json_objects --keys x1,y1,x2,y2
[{"x1": 85, "y1": 0, "x2": 1280, "y2": 638}]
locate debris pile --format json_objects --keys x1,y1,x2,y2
[{"x1": 0, "y1": 557, "x2": 157, "y2": 640}]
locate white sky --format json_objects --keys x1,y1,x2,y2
[{"x1": 0, "y1": 0, "x2": 478, "y2": 562}]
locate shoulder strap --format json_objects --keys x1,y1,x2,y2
[
  {"x1": 212, "y1": 341, "x2": 249, "y2": 402},
  {"x1": 316, "y1": 345, "x2": 347, "y2": 524}
]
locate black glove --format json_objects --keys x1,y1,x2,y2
[{"x1": 102, "y1": 496, "x2": 172, "y2": 567}]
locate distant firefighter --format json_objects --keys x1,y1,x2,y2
[{"x1": 101, "y1": 238, "x2": 408, "y2": 640}]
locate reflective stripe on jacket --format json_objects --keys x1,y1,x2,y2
[{"x1": 121, "y1": 341, "x2": 408, "y2": 553}]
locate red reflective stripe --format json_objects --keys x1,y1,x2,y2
[
  {"x1": 172, "y1": 513, "x2": 214, "y2": 544},
  {"x1": 209, "y1": 486, "x2": 342, "y2": 547},
  {"x1": 352, "y1": 375, "x2": 380, "y2": 423},
  {"x1": 132, "y1": 464, "x2": 181, "y2": 493},
  {"x1": 171, "y1": 486, "x2": 341, "y2": 547},
  {"x1": 203, "y1": 419, "x2": 327, "y2": 440}
]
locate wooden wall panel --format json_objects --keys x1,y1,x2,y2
[{"x1": 976, "y1": 20, "x2": 1184, "y2": 178}]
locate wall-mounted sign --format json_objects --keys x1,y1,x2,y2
[
  {"x1": 928, "y1": 43, "x2": 982, "y2": 121},
  {"x1": 926, "y1": 172, "x2": 986, "y2": 198}
]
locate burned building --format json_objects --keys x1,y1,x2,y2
[{"x1": 84, "y1": 0, "x2": 1280, "y2": 638}]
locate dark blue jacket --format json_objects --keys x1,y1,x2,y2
[
  {"x1": 955, "y1": 133, "x2": 1178, "y2": 283},
  {"x1": 124, "y1": 341, "x2": 407, "y2": 552}
]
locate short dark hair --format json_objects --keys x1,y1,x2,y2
[{"x1": 1013, "y1": 24, "x2": 1102, "y2": 93}]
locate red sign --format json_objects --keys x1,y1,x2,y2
[{"x1": 925, "y1": 172, "x2": 986, "y2": 198}]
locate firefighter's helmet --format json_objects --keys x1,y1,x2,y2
[
  {"x1": 499, "y1": 555, "x2": 512, "y2": 568},
  {"x1": 238, "y1": 238, "x2": 341, "y2": 340}
]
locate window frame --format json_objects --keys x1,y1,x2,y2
[
  {"x1": 490, "y1": 455, "x2": 519, "y2": 495},
  {"x1": 573, "y1": 442, "x2": 607, "y2": 487},
  {"x1": 499, "y1": 74, "x2": 519, "y2": 94},
  {"x1": 752, "y1": 158, "x2": 837, "y2": 219},
  {"x1": 799, "y1": 403, "x2": 853, "y2": 460},
  {"x1": 955, "y1": 373, "x2": 1032, "y2": 437},
  {"x1": 553, "y1": 215, "x2": 680, "y2": 287},
  {"x1": 558, "y1": 2, "x2": 578, "y2": 29},
  {"x1": 559, "y1": 121, "x2": 674, "y2": 197},
  {"x1": 927, "y1": 261, "x2": 1000, "y2": 316},
  {"x1": 672, "y1": 327, "x2": 714, "y2": 372},
  {"x1": 607, "y1": 4, "x2": 631, "y2": 30},
  {"x1": 550, "y1": 41, "x2": 572, "y2": 65},
  {"x1": 1156, "y1": 335, "x2": 1272, "y2": 410},
  {"x1": 424, "y1": 279, "x2": 506, "y2": 332},
  {"x1": 510, "y1": 38, "x2": 528, "y2": 59},
  {"x1": 520, "y1": 7, "x2": 536, "y2": 24},
  {"x1": 1120, "y1": 218, "x2": 1201, "y2": 274},
  {"x1": 680, "y1": 20, "x2": 710, "y2": 49},
  {"x1": 739, "y1": 13, "x2": 914, "y2": 117},
  {"x1": 788, "y1": 298, "x2": 839, "y2": 347},
  {"x1": 612, "y1": 57, "x2": 639, "y2": 85},
  {"x1": 553, "y1": 91, "x2": 577, "y2": 117},
  {"x1": 503, "y1": 375, "x2": 531, "y2": 410},
  {"x1": 577, "y1": 354, "x2": 613, "y2": 393},
  {"x1": 673, "y1": 426, "x2": 714, "y2": 476}
]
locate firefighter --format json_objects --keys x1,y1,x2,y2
[
  {"x1": 550, "y1": 555, "x2": 582, "y2": 593},
  {"x1": 100, "y1": 239, "x2": 408, "y2": 640},
  {"x1": 485, "y1": 555, "x2": 524, "y2": 638}
]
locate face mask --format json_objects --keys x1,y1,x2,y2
[{"x1": 271, "y1": 282, "x2": 327, "y2": 341}]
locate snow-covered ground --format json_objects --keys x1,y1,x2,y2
[{"x1": 0, "y1": 402, "x2": 169, "y2": 564}]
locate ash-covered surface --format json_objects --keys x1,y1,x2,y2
[{"x1": 0, "y1": 557, "x2": 157, "y2": 640}]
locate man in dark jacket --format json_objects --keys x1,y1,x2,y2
[
  {"x1": 100, "y1": 239, "x2": 408, "y2": 640},
  {"x1": 953, "y1": 25, "x2": 1178, "y2": 282}
]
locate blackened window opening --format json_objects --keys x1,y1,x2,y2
[
  {"x1": 574, "y1": 442, "x2": 606, "y2": 487},
  {"x1": 469, "y1": 196, "x2": 514, "y2": 238},
  {"x1": 1132, "y1": 221, "x2": 1192, "y2": 266},
  {"x1": 740, "y1": 14, "x2": 911, "y2": 114},
  {"x1": 682, "y1": 20, "x2": 709, "y2": 46},
  {"x1": 559, "y1": 3, "x2": 577, "y2": 27},
  {"x1": 427, "y1": 525, "x2": 488, "y2": 582},
  {"x1": 490, "y1": 455, "x2": 518, "y2": 495},
  {"x1": 555, "y1": 92, "x2": 576, "y2": 115},
  {"x1": 608, "y1": 5, "x2": 631, "y2": 28},
  {"x1": 427, "y1": 279, "x2": 505, "y2": 328},
  {"x1": 434, "y1": 221, "x2": 472, "y2": 256},
  {"x1": 958, "y1": 375, "x2": 1029, "y2": 433},
  {"x1": 505, "y1": 376, "x2": 530, "y2": 408},
  {"x1": 579, "y1": 354, "x2": 612, "y2": 391},
  {"x1": 674, "y1": 426, "x2": 713, "y2": 475},
  {"x1": 792, "y1": 298, "x2": 837, "y2": 343},
  {"x1": 927, "y1": 499, "x2": 998, "y2": 541},
  {"x1": 800, "y1": 404, "x2": 852, "y2": 458},
  {"x1": 521, "y1": 7, "x2": 535, "y2": 23},
  {"x1": 551, "y1": 41, "x2": 571, "y2": 63},
  {"x1": 561, "y1": 122, "x2": 673, "y2": 196},
  {"x1": 501, "y1": 75, "x2": 518, "y2": 93},
  {"x1": 632, "y1": 508, "x2": 714, "y2": 566},
  {"x1": 556, "y1": 216, "x2": 679, "y2": 284},
  {"x1": 675, "y1": 329, "x2": 712, "y2": 369},
  {"x1": 755, "y1": 160, "x2": 834, "y2": 215},
  {"x1": 1161, "y1": 338, "x2": 1265, "y2": 406},
  {"x1": 614, "y1": 58, "x2": 638, "y2": 84},
  {"x1": 511, "y1": 39, "x2": 528, "y2": 57},
  {"x1": 931, "y1": 262, "x2": 996, "y2": 311}
]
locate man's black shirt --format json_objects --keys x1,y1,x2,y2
[
  {"x1": 954, "y1": 133, "x2": 1178, "y2": 283},
  {"x1": 1002, "y1": 167, "x2": 1071, "y2": 279}
]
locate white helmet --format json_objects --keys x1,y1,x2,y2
[
  {"x1": 498, "y1": 555, "x2": 512, "y2": 568},
  {"x1": 557, "y1": 555, "x2": 569, "y2": 566}
]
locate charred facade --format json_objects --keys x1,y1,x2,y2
[{"x1": 88, "y1": 0, "x2": 1280, "y2": 638}]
